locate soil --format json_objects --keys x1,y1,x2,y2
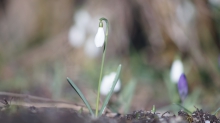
[{"x1": 0, "y1": 93, "x2": 219, "y2": 123}]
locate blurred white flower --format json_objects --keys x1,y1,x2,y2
[
  {"x1": 170, "y1": 59, "x2": 184, "y2": 83},
  {"x1": 68, "y1": 9, "x2": 92, "y2": 48},
  {"x1": 94, "y1": 27, "x2": 105, "y2": 47},
  {"x1": 74, "y1": 9, "x2": 91, "y2": 29},
  {"x1": 100, "y1": 72, "x2": 121, "y2": 95},
  {"x1": 68, "y1": 25, "x2": 85, "y2": 48},
  {"x1": 84, "y1": 36, "x2": 100, "y2": 58}
]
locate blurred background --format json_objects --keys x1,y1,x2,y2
[{"x1": 0, "y1": 0, "x2": 220, "y2": 115}]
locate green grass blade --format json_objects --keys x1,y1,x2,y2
[
  {"x1": 151, "y1": 105, "x2": 156, "y2": 114},
  {"x1": 213, "y1": 107, "x2": 220, "y2": 115},
  {"x1": 67, "y1": 77, "x2": 94, "y2": 116},
  {"x1": 118, "y1": 80, "x2": 136, "y2": 113},
  {"x1": 173, "y1": 103, "x2": 192, "y2": 114},
  {"x1": 98, "y1": 64, "x2": 122, "y2": 116}
]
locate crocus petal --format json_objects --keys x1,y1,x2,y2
[
  {"x1": 178, "y1": 74, "x2": 188, "y2": 102},
  {"x1": 170, "y1": 59, "x2": 184, "y2": 83},
  {"x1": 94, "y1": 27, "x2": 105, "y2": 47},
  {"x1": 100, "y1": 72, "x2": 121, "y2": 95}
]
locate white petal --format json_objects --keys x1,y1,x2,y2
[
  {"x1": 100, "y1": 72, "x2": 121, "y2": 95},
  {"x1": 94, "y1": 27, "x2": 105, "y2": 47},
  {"x1": 170, "y1": 59, "x2": 184, "y2": 83}
]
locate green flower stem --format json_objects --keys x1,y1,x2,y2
[{"x1": 95, "y1": 18, "x2": 109, "y2": 117}]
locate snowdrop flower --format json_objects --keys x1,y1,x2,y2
[
  {"x1": 178, "y1": 74, "x2": 188, "y2": 102},
  {"x1": 94, "y1": 22, "x2": 105, "y2": 47},
  {"x1": 68, "y1": 25, "x2": 86, "y2": 48},
  {"x1": 84, "y1": 36, "x2": 100, "y2": 58},
  {"x1": 100, "y1": 72, "x2": 121, "y2": 95},
  {"x1": 170, "y1": 59, "x2": 184, "y2": 83}
]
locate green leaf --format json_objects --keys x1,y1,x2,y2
[
  {"x1": 213, "y1": 107, "x2": 220, "y2": 116},
  {"x1": 173, "y1": 103, "x2": 192, "y2": 114},
  {"x1": 163, "y1": 72, "x2": 180, "y2": 103},
  {"x1": 118, "y1": 79, "x2": 136, "y2": 113},
  {"x1": 78, "y1": 107, "x2": 83, "y2": 114},
  {"x1": 67, "y1": 77, "x2": 94, "y2": 116},
  {"x1": 151, "y1": 105, "x2": 156, "y2": 114},
  {"x1": 98, "y1": 64, "x2": 122, "y2": 116},
  {"x1": 182, "y1": 88, "x2": 201, "y2": 112}
]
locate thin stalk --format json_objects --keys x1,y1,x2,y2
[{"x1": 95, "y1": 18, "x2": 109, "y2": 117}]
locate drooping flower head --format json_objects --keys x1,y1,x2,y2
[
  {"x1": 94, "y1": 21, "x2": 105, "y2": 47},
  {"x1": 178, "y1": 73, "x2": 188, "y2": 102}
]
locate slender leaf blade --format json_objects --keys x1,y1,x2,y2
[
  {"x1": 173, "y1": 103, "x2": 192, "y2": 114},
  {"x1": 67, "y1": 77, "x2": 94, "y2": 116},
  {"x1": 98, "y1": 64, "x2": 122, "y2": 116},
  {"x1": 118, "y1": 80, "x2": 136, "y2": 113},
  {"x1": 213, "y1": 107, "x2": 220, "y2": 115}
]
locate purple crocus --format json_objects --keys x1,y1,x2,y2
[{"x1": 178, "y1": 74, "x2": 188, "y2": 102}]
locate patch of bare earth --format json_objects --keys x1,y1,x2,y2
[{"x1": 0, "y1": 93, "x2": 219, "y2": 123}]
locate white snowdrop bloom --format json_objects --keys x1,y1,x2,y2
[
  {"x1": 205, "y1": 120, "x2": 210, "y2": 123},
  {"x1": 68, "y1": 25, "x2": 86, "y2": 48},
  {"x1": 170, "y1": 59, "x2": 184, "y2": 83},
  {"x1": 74, "y1": 9, "x2": 91, "y2": 29},
  {"x1": 100, "y1": 72, "x2": 121, "y2": 95},
  {"x1": 84, "y1": 36, "x2": 100, "y2": 58},
  {"x1": 94, "y1": 27, "x2": 105, "y2": 47}
]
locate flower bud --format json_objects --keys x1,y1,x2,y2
[
  {"x1": 178, "y1": 73, "x2": 188, "y2": 102},
  {"x1": 170, "y1": 59, "x2": 184, "y2": 83},
  {"x1": 94, "y1": 27, "x2": 105, "y2": 47}
]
